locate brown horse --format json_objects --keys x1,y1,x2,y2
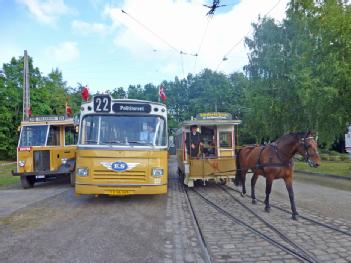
[{"x1": 234, "y1": 131, "x2": 321, "y2": 220}]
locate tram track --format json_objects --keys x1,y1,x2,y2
[
  {"x1": 225, "y1": 184, "x2": 351, "y2": 237},
  {"x1": 188, "y1": 186, "x2": 319, "y2": 263},
  {"x1": 182, "y1": 184, "x2": 213, "y2": 263}
]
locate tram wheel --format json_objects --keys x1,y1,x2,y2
[
  {"x1": 70, "y1": 172, "x2": 76, "y2": 187},
  {"x1": 21, "y1": 175, "x2": 35, "y2": 189},
  {"x1": 218, "y1": 179, "x2": 227, "y2": 185}
]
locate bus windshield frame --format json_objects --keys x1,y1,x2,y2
[
  {"x1": 79, "y1": 114, "x2": 167, "y2": 148},
  {"x1": 19, "y1": 125, "x2": 49, "y2": 147}
]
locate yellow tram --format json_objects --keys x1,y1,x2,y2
[
  {"x1": 175, "y1": 112, "x2": 241, "y2": 187},
  {"x1": 74, "y1": 95, "x2": 168, "y2": 196},
  {"x1": 12, "y1": 115, "x2": 77, "y2": 188}
]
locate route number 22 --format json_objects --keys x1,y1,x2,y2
[{"x1": 94, "y1": 96, "x2": 111, "y2": 112}]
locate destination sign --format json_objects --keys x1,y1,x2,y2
[
  {"x1": 29, "y1": 115, "x2": 66, "y2": 122},
  {"x1": 113, "y1": 103, "x2": 151, "y2": 113},
  {"x1": 196, "y1": 112, "x2": 232, "y2": 120}
]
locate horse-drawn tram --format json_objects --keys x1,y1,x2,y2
[
  {"x1": 12, "y1": 115, "x2": 77, "y2": 188},
  {"x1": 175, "y1": 112, "x2": 241, "y2": 187},
  {"x1": 74, "y1": 95, "x2": 168, "y2": 196}
]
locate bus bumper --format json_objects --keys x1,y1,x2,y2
[
  {"x1": 12, "y1": 170, "x2": 68, "y2": 178},
  {"x1": 75, "y1": 183, "x2": 167, "y2": 196}
]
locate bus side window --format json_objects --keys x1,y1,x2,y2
[
  {"x1": 47, "y1": 126, "x2": 60, "y2": 146},
  {"x1": 65, "y1": 126, "x2": 78, "y2": 145}
]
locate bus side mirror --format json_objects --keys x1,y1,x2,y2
[{"x1": 75, "y1": 126, "x2": 79, "y2": 133}]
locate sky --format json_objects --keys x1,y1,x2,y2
[{"x1": 0, "y1": 0, "x2": 289, "y2": 93}]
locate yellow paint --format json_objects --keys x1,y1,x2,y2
[{"x1": 75, "y1": 149, "x2": 168, "y2": 195}]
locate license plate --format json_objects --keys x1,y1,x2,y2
[
  {"x1": 107, "y1": 190, "x2": 132, "y2": 196},
  {"x1": 36, "y1": 175, "x2": 45, "y2": 179}
]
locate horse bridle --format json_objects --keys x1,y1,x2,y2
[{"x1": 300, "y1": 136, "x2": 318, "y2": 167}]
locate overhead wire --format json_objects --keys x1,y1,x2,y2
[
  {"x1": 121, "y1": 9, "x2": 197, "y2": 79},
  {"x1": 192, "y1": 16, "x2": 212, "y2": 74},
  {"x1": 215, "y1": 0, "x2": 283, "y2": 72}
]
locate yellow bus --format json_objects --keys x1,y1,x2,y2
[
  {"x1": 12, "y1": 115, "x2": 77, "y2": 188},
  {"x1": 176, "y1": 112, "x2": 241, "y2": 187},
  {"x1": 74, "y1": 95, "x2": 168, "y2": 196}
]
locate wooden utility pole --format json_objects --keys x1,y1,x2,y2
[{"x1": 23, "y1": 50, "x2": 30, "y2": 120}]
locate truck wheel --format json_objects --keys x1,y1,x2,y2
[
  {"x1": 21, "y1": 175, "x2": 35, "y2": 189},
  {"x1": 70, "y1": 172, "x2": 75, "y2": 187}
]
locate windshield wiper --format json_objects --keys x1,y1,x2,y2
[
  {"x1": 128, "y1": 141, "x2": 154, "y2": 146},
  {"x1": 100, "y1": 140, "x2": 123, "y2": 145},
  {"x1": 84, "y1": 139, "x2": 98, "y2": 144}
]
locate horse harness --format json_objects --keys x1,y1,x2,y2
[
  {"x1": 255, "y1": 135, "x2": 315, "y2": 169},
  {"x1": 255, "y1": 143, "x2": 292, "y2": 169}
]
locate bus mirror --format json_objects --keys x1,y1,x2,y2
[
  {"x1": 17, "y1": 126, "x2": 21, "y2": 132},
  {"x1": 75, "y1": 126, "x2": 79, "y2": 133}
]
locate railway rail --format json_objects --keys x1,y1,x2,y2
[
  {"x1": 225, "y1": 185, "x2": 351, "y2": 237},
  {"x1": 186, "y1": 185, "x2": 319, "y2": 263}
]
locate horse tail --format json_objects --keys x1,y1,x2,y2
[{"x1": 234, "y1": 149, "x2": 242, "y2": 186}]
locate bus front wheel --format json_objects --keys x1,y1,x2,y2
[
  {"x1": 70, "y1": 172, "x2": 76, "y2": 187},
  {"x1": 21, "y1": 175, "x2": 35, "y2": 189}
]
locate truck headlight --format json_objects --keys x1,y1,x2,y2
[
  {"x1": 18, "y1": 160, "x2": 26, "y2": 167},
  {"x1": 152, "y1": 168, "x2": 164, "y2": 177},
  {"x1": 77, "y1": 167, "x2": 88, "y2": 177}
]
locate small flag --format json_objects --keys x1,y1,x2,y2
[
  {"x1": 66, "y1": 102, "x2": 72, "y2": 117},
  {"x1": 81, "y1": 85, "x2": 89, "y2": 101},
  {"x1": 27, "y1": 106, "x2": 32, "y2": 117},
  {"x1": 159, "y1": 84, "x2": 167, "y2": 102}
]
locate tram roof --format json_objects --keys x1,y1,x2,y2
[{"x1": 181, "y1": 119, "x2": 241, "y2": 127}]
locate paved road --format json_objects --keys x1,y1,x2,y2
[{"x1": 0, "y1": 157, "x2": 350, "y2": 263}]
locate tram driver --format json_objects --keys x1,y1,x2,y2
[{"x1": 186, "y1": 125, "x2": 203, "y2": 157}]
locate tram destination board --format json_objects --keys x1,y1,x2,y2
[
  {"x1": 29, "y1": 115, "x2": 66, "y2": 122},
  {"x1": 112, "y1": 103, "x2": 151, "y2": 113},
  {"x1": 94, "y1": 95, "x2": 111, "y2": 113}
]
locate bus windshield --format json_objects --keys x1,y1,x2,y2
[
  {"x1": 19, "y1": 125, "x2": 48, "y2": 146},
  {"x1": 80, "y1": 115, "x2": 167, "y2": 147}
]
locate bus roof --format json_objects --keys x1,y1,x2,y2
[{"x1": 82, "y1": 98, "x2": 166, "y2": 107}]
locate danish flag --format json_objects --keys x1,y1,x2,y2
[
  {"x1": 81, "y1": 85, "x2": 89, "y2": 101},
  {"x1": 159, "y1": 84, "x2": 167, "y2": 102}
]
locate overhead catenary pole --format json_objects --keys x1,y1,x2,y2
[{"x1": 23, "y1": 50, "x2": 30, "y2": 120}]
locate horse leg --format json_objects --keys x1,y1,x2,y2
[
  {"x1": 241, "y1": 169, "x2": 247, "y2": 197},
  {"x1": 284, "y1": 176, "x2": 298, "y2": 220},
  {"x1": 251, "y1": 172, "x2": 259, "y2": 204},
  {"x1": 264, "y1": 176, "x2": 273, "y2": 212}
]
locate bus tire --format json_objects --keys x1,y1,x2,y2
[
  {"x1": 70, "y1": 172, "x2": 76, "y2": 187},
  {"x1": 21, "y1": 175, "x2": 35, "y2": 189}
]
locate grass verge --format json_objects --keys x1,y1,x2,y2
[
  {"x1": 294, "y1": 161, "x2": 351, "y2": 177},
  {"x1": 0, "y1": 162, "x2": 19, "y2": 187}
]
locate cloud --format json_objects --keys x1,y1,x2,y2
[
  {"x1": 46, "y1": 41, "x2": 80, "y2": 63},
  {"x1": 17, "y1": 0, "x2": 74, "y2": 25},
  {"x1": 103, "y1": 0, "x2": 289, "y2": 76},
  {"x1": 72, "y1": 20, "x2": 111, "y2": 36}
]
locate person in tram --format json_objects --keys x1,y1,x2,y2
[{"x1": 186, "y1": 125, "x2": 203, "y2": 157}]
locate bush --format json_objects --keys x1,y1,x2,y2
[{"x1": 320, "y1": 154, "x2": 329, "y2": 161}]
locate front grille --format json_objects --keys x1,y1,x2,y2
[
  {"x1": 93, "y1": 169, "x2": 147, "y2": 183},
  {"x1": 33, "y1": 150, "x2": 50, "y2": 172}
]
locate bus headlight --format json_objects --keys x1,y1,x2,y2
[
  {"x1": 77, "y1": 167, "x2": 88, "y2": 177},
  {"x1": 18, "y1": 160, "x2": 26, "y2": 167},
  {"x1": 61, "y1": 158, "x2": 68, "y2": 164},
  {"x1": 152, "y1": 168, "x2": 164, "y2": 177}
]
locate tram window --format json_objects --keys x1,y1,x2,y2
[
  {"x1": 65, "y1": 126, "x2": 78, "y2": 145},
  {"x1": 219, "y1": 132, "x2": 232, "y2": 148},
  {"x1": 47, "y1": 126, "x2": 60, "y2": 146}
]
